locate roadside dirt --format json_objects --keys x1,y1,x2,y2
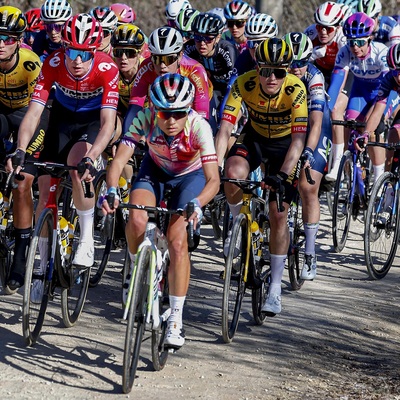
[{"x1": 1, "y1": 201, "x2": 400, "y2": 399}]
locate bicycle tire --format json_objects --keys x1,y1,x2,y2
[
  {"x1": 209, "y1": 192, "x2": 226, "y2": 240},
  {"x1": 222, "y1": 202, "x2": 232, "y2": 246},
  {"x1": 221, "y1": 213, "x2": 247, "y2": 343},
  {"x1": 90, "y1": 170, "x2": 114, "y2": 287},
  {"x1": 332, "y1": 151, "x2": 353, "y2": 253},
  {"x1": 151, "y1": 251, "x2": 170, "y2": 371},
  {"x1": 364, "y1": 172, "x2": 399, "y2": 280},
  {"x1": 251, "y1": 261, "x2": 269, "y2": 325},
  {"x1": 61, "y1": 212, "x2": 90, "y2": 327},
  {"x1": 288, "y1": 196, "x2": 305, "y2": 291},
  {"x1": 122, "y1": 244, "x2": 152, "y2": 393},
  {"x1": 121, "y1": 245, "x2": 131, "y2": 309},
  {"x1": 22, "y1": 208, "x2": 53, "y2": 346}
]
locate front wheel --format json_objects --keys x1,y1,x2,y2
[
  {"x1": 122, "y1": 245, "x2": 152, "y2": 394},
  {"x1": 22, "y1": 208, "x2": 54, "y2": 346},
  {"x1": 221, "y1": 213, "x2": 247, "y2": 343}
]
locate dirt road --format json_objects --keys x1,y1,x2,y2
[{"x1": 1, "y1": 202, "x2": 400, "y2": 399}]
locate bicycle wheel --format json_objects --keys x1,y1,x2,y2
[
  {"x1": 209, "y1": 192, "x2": 226, "y2": 240},
  {"x1": 221, "y1": 213, "x2": 247, "y2": 343},
  {"x1": 288, "y1": 197, "x2": 305, "y2": 291},
  {"x1": 90, "y1": 170, "x2": 115, "y2": 287},
  {"x1": 332, "y1": 151, "x2": 353, "y2": 252},
  {"x1": 61, "y1": 212, "x2": 90, "y2": 327},
  {"x1": 251, "y1": 260, "x2": 269, "y2": 325},
  {"x1": 122, "y1": 244, "x2": 152, "y2": 394},
  {"x1": 222, "y1": 202, "x2": 232, "y2": 245},
  {"x1": 364, "y1": 172, "x2": 399, "y2": 279},
  {"x1": 151, "y1": 251, "x2": 170, "y2": 371},
  {"x1": 22, "y1": 208, "x2": 53, "y2": 346}
]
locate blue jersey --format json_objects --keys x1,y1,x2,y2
[{"x1": 374, "y1": 15, "x2": 400, "y2": 47}]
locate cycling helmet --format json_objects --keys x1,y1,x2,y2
[
  {"x1": 165, "y1": 0, "x2": 192, "y2": 22},
  {"x1": 110, "y1": 3, "x2": 136, "y2": 24},
  {"x1": 339, "y1": 5, "x2": 355, "y2": 22},
  {"x1": 175, "y1": 8, "x2": 199, "y2": 33},
  {"x1": 0, "y1": 6, "x2": 27, "y2": 35},
  {"x1": 148, "y1": 27, "x2": 183, "y2": 55},
  {"x1": 387, "y1": 43, "x2": 400, "y2": 70},
  {"x1": 192, "y1": 12, "x2": 225, "y2": 36},
  {"x1": 150, "y1": 73, "x2": 194, "y2": 111},
  {"x1": 62, "y1": 13, "x2": 102, "y2": 50},
  {"x1": 223, "y1": 1, "x2": 252, "y2": 21},
  {"x1": 314, "y1": 2, "x2": 344, "y2": 26},
  {"x1": 40, "y1": 0, "x2": 72, "y2": 23},
  {"x1": 336, "y1": 0, "x2": 359, "y2": 8},
  {"x1": 25, "y1": 8, "x2": 44, "y2": 32},
  {"x1": 342, "y1": 12, "x2": 375, "y2": 38},
  {"x1": 255, "y1": 37, "x2": 293, "y2": 67},
  {"x1": 283, "y1": 32, "x2": 313, "y2": 61},
  {"x1": 111, "y1": 23, "x2": 145, "y2": 48},
  {"x1": 89, "y1": 6, "x2": 118, "y2": 32},
  {"x1": 357, "y1": 0, "x2": 382, "y2": 18},
  {"x1": 245, "y1": 13, "x2": 278, "y2": 39},
  {"x1": 207, "y1": 8, "x2": 226, "y2": 25}
]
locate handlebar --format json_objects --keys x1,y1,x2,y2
[{"x1": 331, "y1": 120, "x2": 366, "y2": 129}]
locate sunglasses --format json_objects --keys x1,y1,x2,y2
[
  {"x1": 193, "y1": 34, "x2": 215, "y2": 43},
  {"x1": 0, "y1": 35, "x2": 18, "y2": 45},
  {"x1": 259, "y1": 67, "x2": 287, "y2": 79},
  {"x1": 65, "y1": 47, "x2": 95, "y2": 62},
  {"x1": 103, "y1": 29, "x2": 113, "y2": 38},
  {"x1": 348, "y1": 38, "x2": 368, "y2": 47},
  {"x1": 247, "y1": 40, "x2": 263, "y2": 50},
  {"x1": 45, "y1": 23, "x2": 64, "y2": 33},
  {"x1": 290, "y1": 59, "x2": 309, "y2": 69},
  {"x1": 227, "y1": 20, "x2": 246, "y2": 28},
  {"x1": 113, "y1": 48, "x2": 140, "y2": 58},
  {"x1": 316, "y1": 24, "x2": 336, "y2": 34},
  {"x1": 181, "y1": 31, "x2": 193, "y2": 39},
  {"x1": 151, "y1": 54, "x2": 179, "y2": 66},
  {"x1": 157, "y1": 110, "x2": 188, "y2": 120}
]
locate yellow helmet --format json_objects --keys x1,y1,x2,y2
[
  {"x1": 255, "y1": 38, "x2": 293, "y2": 67},
  {"x1": 0, "y1": 6, "x2": 27, "y2": 36}
]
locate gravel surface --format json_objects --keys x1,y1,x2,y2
[{"x1": 1, "y1": 201, "x2": 400, "y2": 399}]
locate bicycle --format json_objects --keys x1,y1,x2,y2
[
  {"x1": 331, "y1": 120, "x2": 370, "y2": 253},
  {"x1": 364, "y1": 142, "x2": 400, "y2": 279},
  {"x1": 118, "y1": 199, "x2": 195, "y2": 394},
  {"x1": 22, "y1": 161, "x2": 92, "y2": 346},
  {"x1": 221, "y1": 177, "x2": 283, "y2": 343}
]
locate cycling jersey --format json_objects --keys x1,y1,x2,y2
[
  {"x1": 221, "y1": 71, "x2": 308, "y2": 139},
  {"x1": 374, "y1": 15, "x2": 400, "y2": 47},
  {"x1": 32, "y1": 49, "x2": 119, "y2": 112},
  {"x1": 117, "y1": 75, "x2": 135, "y2": 116},
  {"x1": 122, "y1": 107, "x2": 217, "y2": 177},
  {"x1": 221, "y1": 30, "x2": 247, "y2": 54},
  {"x1": 374, "y1": 70, "x2": 400, "y2": 119},
  {"x1": 235, "y1": 48, "x2": 256, "y2": 76},
  {"x1": 32, "y1": 30, "x2": 63, "y2": 62},
  {"x1": 128, "y1": 55, "x2": 211, "y2": 120},
  {"x1": 0, "y1": 48, "x2": 41, "y2": 109},
  {"x1": 185, "y1": 40, "x2": 238, "y2": 93}
]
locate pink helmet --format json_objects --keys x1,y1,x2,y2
[
  {"x1": 110, "y1": 3, "x2": 136, "y2": 24},
  {"x1": 342, "y1": 12, "x2": 375, "y2": 38}
]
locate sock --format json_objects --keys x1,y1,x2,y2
[
  {"x1": 12, "y1": 227, "x2": 31, "y2": 275},
  {"x1": 269, "y1": 254, "x2": 286, "y2": 294},
  {"x1": 373, "y1": 164, "x2": 385, "y2": 183},
  {"x1": 168, "y1": 295, "x2": 186, "y2": 329},
  {"x1": 76, "y1": 208, "x2": 94, "y2": 244},
  {"x1": 331, "y1": 143, "x2": 344, "y2": 168},
  {"x1": 304, "y1": 222, "x2": 319, "y2": 256},
  {"x1": 228, "y1": 200, "x2": 243, "y2": 222}
]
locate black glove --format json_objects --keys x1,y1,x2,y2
[
  {"x1": 10, "y1": 148, "x2": 26, "y2": 169},
  {"x1": 78, "y1": 156, "x2": 97, "y2": 177},
  {"x1": 301, "y1": 147, "x2": 316, "y2": 168},
  {"x1": 264, "y1": 171, "x2": 288, "y2": 190}
]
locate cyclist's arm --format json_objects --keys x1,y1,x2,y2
[
  {"x1": 17, "y1": 101, "x2": 45, "y2": 152},
  {"x1": 196, "y1": 161, "x2": 220, "y2": 209},
  {"x1": 122, "y1": 104, "x2": 143, "y2": 135},
  {"x1": 280, "y1": 132, "x2": 306, "y2": 177},
  {"x1": 306, "y1": 110, "x2": 324, "y2": 151},
  {"x1": 364, "y1": 101, "x2": 387, "y2": 136},
  {"x1": 215, "y1": 119, "x2": 235, "y2": 167},
  {"x1": 327, "y1": 67, "x2": 348, "y2": 112},
  {"x1": 106, "y1": 141, "x2": 134, "y2": 191}
]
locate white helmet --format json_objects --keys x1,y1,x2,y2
[
  {"x1": 314, "y1": 1, "x2": 344, "y2": 26},
  {"x1": 40, "y1": 0, "x2": 72, "y2": 23},
  {"x1": 207, "y1": 8, "x2": 226, "y2": 25},
  {"x1": 245, "y1": 13, "x2": 278, "y2": 39},
  {"x1": 357, "y1": 0, "x2": 382, "y2": 17},
  {"x1": 165, "y1": 0, "x2": 192, "y2": 22},
  {"x1": 148, "y1": 27, "x2": 183, "y2": 55},
  {"x1": 223, "y1": 1, "x2": 252, "y2": 20}
]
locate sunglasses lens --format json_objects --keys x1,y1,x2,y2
[
  {"x1": 157, "y1": 110, "x2": 188, "y2": 120},
  {"x1": 151, "y1": 54, "x2": 178, "y2": 66},
  {"x1": 227, "y1": 20, "x2": 246, "y2": 28},
  {"x1": 45, "y1": 23, "x2": 63, "y2": 33},
  {"x1": 0, "y1": 35, "x2": 17, "y2": 45},
  {"x1": 194, "y1": 34, "x2": 214, "y2": 43},
  {"x1": 290, "y1": 60, "x2": 308, "y2": 69},
  {"x1": 349, "y1": 39, "x2": 367, "y2": 47},
  {"x1": 259, "y1": 68, "x2": 287, "y2": 79},
  {"x1": 113, "y1": 48, "x2": 139, "y2": 58},
  {"x1": 103, "y1": 30, "x2": 112, "y2": 38},
  {"x1": 66, "y1": 48, "x2": 94, "y2": 62},
  {"x1": 316, "y1": 24, "x2": 335, "y2": 34}
]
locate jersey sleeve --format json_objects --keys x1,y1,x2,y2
[
  {"x1": 290, "y1": 81, "x2": 308, "y2": 134},
  {"x1": 191, "y1": 118, "x2": 217, "y2": 164},
  {"x1": 220, "y1": 77, "x2": 242, "y2": 126},
  {"x1": 129, "y1": 59, "x2": 155, "y2": 107},
  {"x1": 122, "y1": 108, "x2": 152, "y2": 147}
]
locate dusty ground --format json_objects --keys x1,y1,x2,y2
[{"x1": 1, "y1": 201, "x2": 400, "y2": 400}]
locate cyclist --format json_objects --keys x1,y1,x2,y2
[
  {"x1": 0, "y1": 6, "x2": 47, "y2": 291},
  {"x1": 165, "y1": 0, "x2": 192, "y2": 28},
  {"x1": 89, "y1": 6, "x2": 118, "y2": 56},
  {"x1": 32, "y1": 0, "x2": 73, "y2": 62},
  {"x1": 327, "y1": 12, "x2": 389, "y2": 183},
  {"x1": 357, "y1": 0, "x2": 400, "y2": 47},
  {"x1": 102, "y1": 73, "x2": 219, "y2": 349},
  {"x1": 215, "y1": 38, "x2": 308, "y2": 315},
  {"x1": 175, "y1": 8, "x2": 199, "y2": 47},
  {"x1": 24, "y1": 8, "x2": 44, "y2": 47},
  {"x1": 222, "y1": 0, "x2": 253, "y2": 54},
  {"x1": 110, "y1": 3, "x2": 136, "y2": 26},
  {"x1": 14, "y1": 14, "x2": 119, "y2": 276},
  {"x1": 284, "y1": 32, "x2": 332, "y2": 280},
  {"x1": 122, "y1": 27, "x2": 213, "y2": 135}
]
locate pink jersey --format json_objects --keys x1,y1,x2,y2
[
  {"x1": 122, "y1": 107, "x2": 217, "y2": 176},
  {"x1": 32, "y1": 49, "x2": 119, "y2": 112},
  {"x1": 128, "y1": 54, "x2": 212, "y2": 119}
]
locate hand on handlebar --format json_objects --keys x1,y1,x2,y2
[
  {"x1": 77, "y1": 156, "x2": 97, "y2": 181},
  {"x1": 101, "y1": 188, "x2": 120, "y2": 215},
  {"x1": 301, "y1": 147, "x2": 316, "y2": 169},
  {"x1": 6, "y1": 148, "x2": 26, "y2": 175}
]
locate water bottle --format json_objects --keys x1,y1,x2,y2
[
  {"x1": 251, "y1": 221, "x2": 262, "y2": 262},
  {"x1": 66, "y1": 222, "x2": 75, "y2": 260},
  {"x1": 59, "y1": 216, "x2": 69, "y2": 254},
  {"x1": 119, "y1": 176, "x2": 130, "y2": 204}
]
